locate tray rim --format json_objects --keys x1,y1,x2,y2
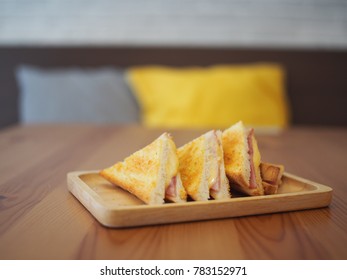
[{"x1": 67, "y1": 170, "x2": 333, "y2": 211}]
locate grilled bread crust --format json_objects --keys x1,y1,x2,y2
[{"x1": 222, "y1": 122, "x2": 250, "y2": 189}]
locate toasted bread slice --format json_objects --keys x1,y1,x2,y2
[
  {"x1": 260, "y1": 162, "x2": 284, "y2": 195},
  {"x1": 100, "y1": 133, "x2": 187, "y2": 205},
  {"x1": 260, "y1": 162, "x2": 284, "y2": 185},
  {"x1": 222, "y1": 121, "x2": 264, "y2": 196},
  {"x1": 178, "y1": 130, "x2": 230, "y2": 201},
  {"x1": 262, "y1": 181, "x2": 279, "y2": 195}
]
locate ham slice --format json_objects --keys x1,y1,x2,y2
[
  {"x1": 165, "y1": 176, "x2": 177, "y2": 198},
  {"x1": 247, "y1": 129, "x2": 258, "y2": 189},
  {"x1": 210, "y1": 168, "x2": 221, "y2": 192}
]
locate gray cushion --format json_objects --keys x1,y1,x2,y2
[{"x1": 16, "y1": 66, "x2": 139, "y2": 123}]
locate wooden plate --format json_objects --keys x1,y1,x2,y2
[{"x1": 67, "y1": 171, "x2": 332, "y2": 228}]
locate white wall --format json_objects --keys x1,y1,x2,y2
[{"x1": 0, "y1": 0, "x2": 346, "y2": 49}]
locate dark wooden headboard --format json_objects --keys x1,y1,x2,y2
[{"x1": 1, "y1": 46, "x2": 346, "y2": 128}]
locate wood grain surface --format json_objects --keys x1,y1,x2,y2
[{"x1": 0, "y1": 124, "x2": 347, "y2": 260}]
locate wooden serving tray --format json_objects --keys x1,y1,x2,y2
[{"x1": 67, "y1": 171, "x2": 333, "y2": 228}]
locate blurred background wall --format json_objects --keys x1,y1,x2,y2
[
  {"x1": 1, "y1": 0, "x2": 346, "y2": 48},
  {"x1": 0, "y1": 0, "x2": 347, "y2": 129}
]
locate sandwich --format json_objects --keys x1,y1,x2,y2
[
  {"x1": 260, "y1": 162, "x2": 284, "y2": 195},
  {"x1": 99, "y1": 133, "x2": 187, "y2": 205},
  {"x1": 222, "y1": 121, "x2": 264, "y2": 196},
  {"x1": 177, "y1": 130, "x2": 231, "y2": 201}
]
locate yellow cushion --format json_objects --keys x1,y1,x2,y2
[{"x1": 127, "y1": 64, "x2": 290, "y2": 129}]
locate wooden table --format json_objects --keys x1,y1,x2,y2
[{"x1": 1, "y1": 124, "x2": 347, "y2": 260}]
